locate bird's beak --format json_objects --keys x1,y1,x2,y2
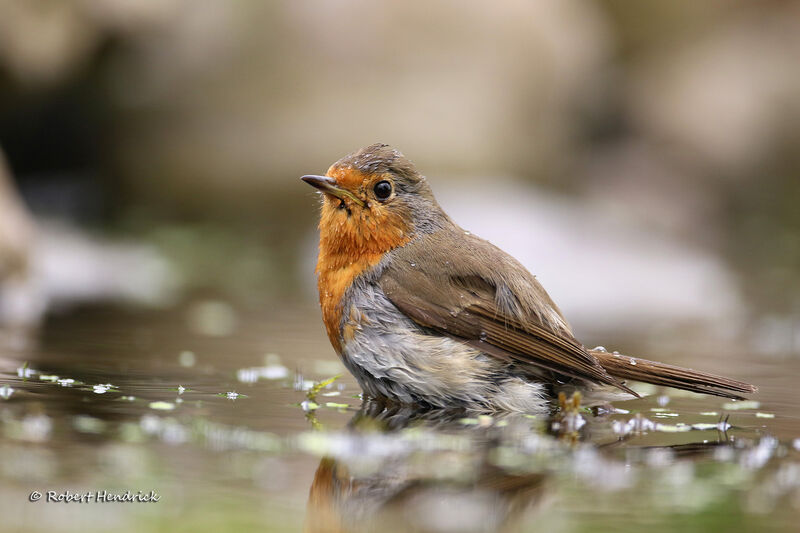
[{"x1": 301, "y1": 175, "x2": 365, "y2": 207}]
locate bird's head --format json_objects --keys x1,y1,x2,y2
[{"x1": 302, "y1": 144, "x2": 448, "y2": 257}]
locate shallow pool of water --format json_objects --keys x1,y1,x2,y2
[{"x1": 1, "y1": 303, "x2": 799, "y2": 533}]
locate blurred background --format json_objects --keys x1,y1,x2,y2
[
  {"x1": 1, "y1": 2, "x2": 800, "y2": 532},
  {"x1": 2, "y1": 0, "x2": 800, "y2": 345},
  {"x1": 2, "y1": 0, "x2": 799, "y2": 353}
]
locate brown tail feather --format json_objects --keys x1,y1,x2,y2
[{"x1": 589, "y1": 349, "x2": 757, "y2": 400}]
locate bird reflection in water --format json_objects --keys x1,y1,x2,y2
[
  {"x1": 304, "y1": 398, "x2": 570, "y2": 533},
  {"x1": 304, "y1": 397, "x2": 732, "y2": 533}
]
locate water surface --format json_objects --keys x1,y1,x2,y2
[{"x1": 1, "y1": 303, "x2": 798, "y2": 533}]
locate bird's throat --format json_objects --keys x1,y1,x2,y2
[{"x1": 315, "y1": 205, "x2": 412, "y2": 354}]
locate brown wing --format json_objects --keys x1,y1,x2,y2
[{"x1": 378, "y1": 231, "x2": 637, "y2": 395}]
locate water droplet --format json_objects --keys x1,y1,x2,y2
[
  {"x1": 592, "y1": 346, "x2": 607, "y2": 352},
  {"x1": 464, "y1": 231, "x2": 471, "y2": 235},
  {"x1": 629, "y1": 358, "x2": 637, "y2": 366},
  {"x1": 410, "y1": 262, "x2": 416, "y2": 267},
  {"x1": 479, "y1": 331, "x2": 488, "y2": 341}
]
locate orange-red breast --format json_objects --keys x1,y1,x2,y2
[{"x1": 302, "y1": 144, "x2": 756, "y2": 411}]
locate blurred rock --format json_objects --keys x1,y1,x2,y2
[
  {"x1": 0, "y1": 148, "x2": 39, "y2": 327},
  {"x1": 0, "y1": 1, "x2": 99, "y2": 87},
  {"x1": 1, "y1": 217, "x2": 179, "y2": 328},
  {"x1": 0, "y1": 150, "x2": 33, "y2": 278},
  {"x1": 1, "y1": 148, "x2": 178, "y2": 326},
  {"x1": 629, "y1": 3, "x2": 800, "y2": 175},
  {"x1": 32, "y1": 220, "x2": 179, "y2": 310},
  {"x1": 0, "y1": 0, "x2": 184, "y2": 88}
]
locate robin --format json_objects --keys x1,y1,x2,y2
[{"x1": 302, "y1": 144, "x2": 756, "y2": 412}]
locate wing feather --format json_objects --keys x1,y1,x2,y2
[{"x1": 377, "y1": 233, "x2": 636, "y2": 394}]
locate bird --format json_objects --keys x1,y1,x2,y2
[{"x1": 301, "y1": 143, "x2": 756, "y2": 412}]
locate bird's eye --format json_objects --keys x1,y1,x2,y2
[{"x1": 373, "y1": 180, "x2": 392, "y2": 200}]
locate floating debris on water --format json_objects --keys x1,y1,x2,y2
[
  {"x1": 713, "y1": 446, "x2": 736, "y2": 462},
  {"x1": 755, "y1": 412, "x2": 775, "y2": 418},
  {"x1": 57, "y1": 378, "x2": 75, "y2": 387},
  {"x1": 139, "y1": 414, "x2": 188, "y2": 445},
  {"x1": 554, "y1": 391, "x2": 586, "y2": 434},
  {"x1": 177, "y1": 385, "x2": 186, "y2": 395},
  {"x1": 324, "y1": 402, "x2": 349, "y2": 409},
  {"x1": 293, "y1": 373, "x2": 314, "y2": 392},
  {"x1": 237, "y1": 369, "x2": 259, "y2": 383},
  {"x1": 722, "y1": 400, "x2": 761, "y2": 411},
  {"x1": 39, "y1": 375, "x2": 59, "y2": 382},
  {"x1": 654, "y1": 423, "x2": 691, "y2": 433},
  {"x1": 215, "y1": 391, "x2": 248, "y2": 400},
  {"x1": 301, "y1": 400, "x2": 319, "y2": 412},
  {"x1": 73, "y1": 415, "x2": 106, "y2": 434},
  {"x1": 305, "y1": 375, "x2": 341, "y2": 402},
  {"x1": 692, "y1": 421, "x2": 732, "y2": 431},
  {"x1": 612, "y1": 414, "x2": 656, "y2": 436},
  {"x1": 236, "y1": 364, "x2": 289, "y2": 383},
  {"x1": 0, "y1": 384, "x2": 14, "y2": 399},
  {"x1": 262, "y1": 365, "x2": 289, "y2": 379},
  {"x1": 16, "y1": 364, "x2": 36, "y2": 379},
  {"x1": 93, "y1": 384, "x2": 114, "y2": 394},
  {"x1": 20, "y1": 414, "x2": 52, "y2": 442},
  {"x1": 149, "y1": 401, "x2": 176, "y2": 411},
  {"x1": 700, "y1": 411, "x2": 719, "y2": 416},
  {"x1": 652, "y1": 412, "x2": 680, "y2": 418},
  {"x1": 740, "y1": 436, "x2": 779, "y2": 470},
  {"x1": 140, "y1": 414, "x2": 161, "y2": 434}
]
